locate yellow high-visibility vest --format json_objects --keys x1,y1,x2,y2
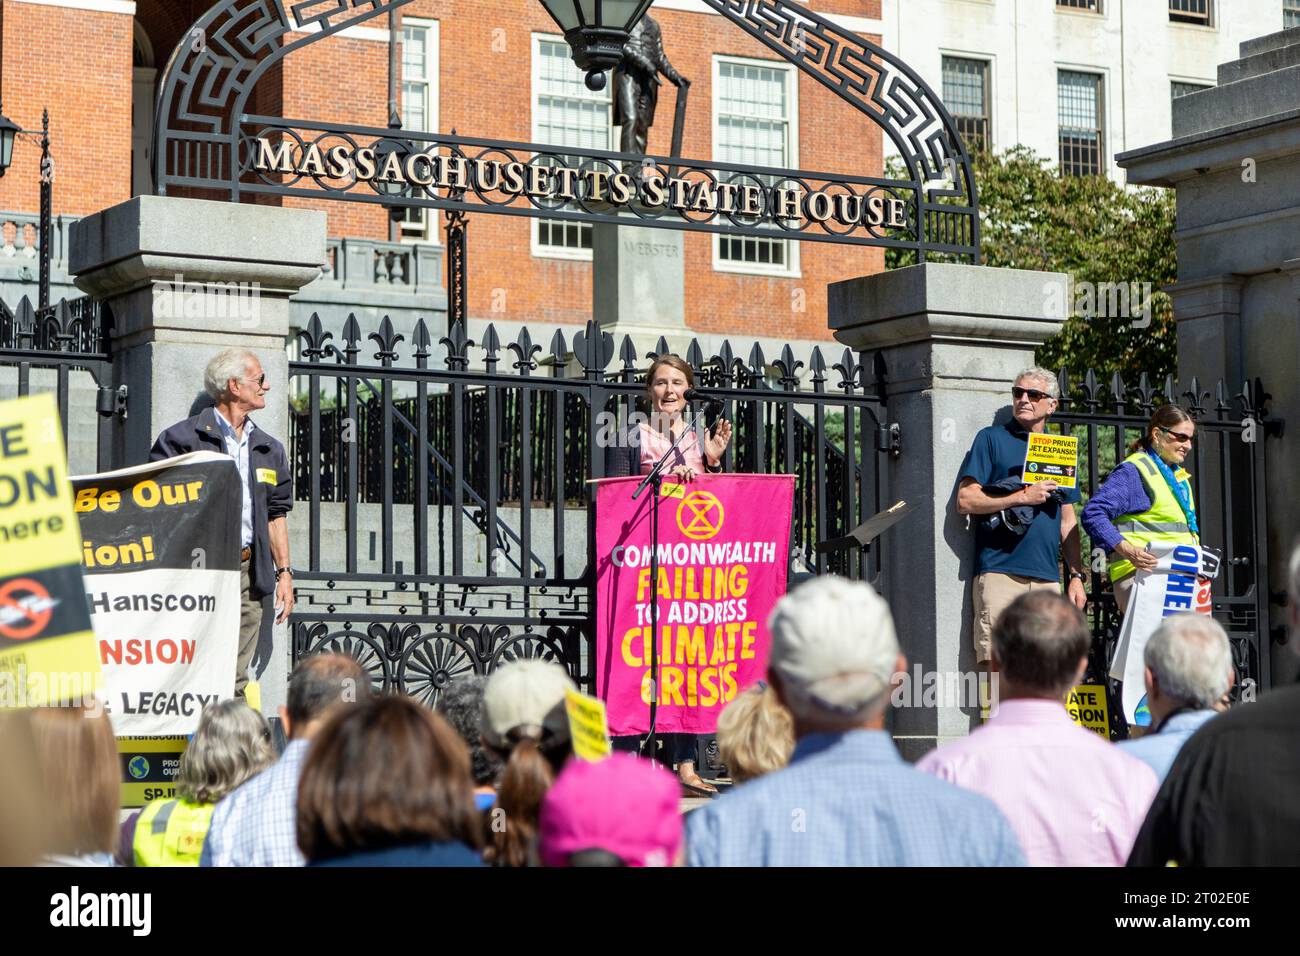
[
  {"x1": 1108, "y1": 451, "x2": 1199, "y2": 582},
  {"x1": 132, "y1": 797, "x2": 214, "y2": 867}
]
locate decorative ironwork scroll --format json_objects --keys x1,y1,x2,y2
[
  {"x1": 153, "y1": 0, "x2": 417, "y2": 194},
  {"x1": 155, "y1": 0, "x2": 980, "y2": 261}
]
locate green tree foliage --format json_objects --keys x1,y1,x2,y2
[{"x1": 886, "y1": 147, "x2": 1177, "y2": 382}]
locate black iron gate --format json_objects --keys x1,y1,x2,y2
[
  {"x1": 286, "y1": 314, "x2": 895, "y2": 703},
  {"x1": 0, "y1": 294, "x2": 125, "y2": 471},
  {"x1": 1051, "y1": 369, "x2": 1280, "y2": 738},
  {"x1": 0, "y1": 291, "x2": 1282, "y2": 723}
]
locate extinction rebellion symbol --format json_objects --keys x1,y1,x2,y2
[{"x1": 676, "y1": 491, "x2": 724, "y2": 541}]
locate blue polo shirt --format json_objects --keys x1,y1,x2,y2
[{"x1": 960, "y1": 420, "x2": 1080, "y2": 582}]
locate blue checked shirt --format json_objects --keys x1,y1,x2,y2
[
  {"x1": 202, "y1": 740, "x2": 308, "y2": 867},
  {"x1": 686, "y1": 730, "x2": 1026, "y2": 867},
  {"x1": 1118, "y1": 709, "x2": 1218, "y2": 784}
]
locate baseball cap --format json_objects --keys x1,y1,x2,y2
[
  {"x1": 767, "y1": 576, "x2": 900, "y2": 718},
  {"x1": 538, "y1": 753, "x2": 682, "y2": 867},
  {"x1": 481, "y1": 659, "x2": 576, "y2": 748}
]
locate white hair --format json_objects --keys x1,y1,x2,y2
[
  {"x1": 1144, "y1": 613, "x2": 1232, "y2": 710},
  {"x1": 204, "y1": 348, "x2": 257, "y2": 401},
  {"x1": 1015, "y1": 367, "x2": 1059, "y2": 399}
]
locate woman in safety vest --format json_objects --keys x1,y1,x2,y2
[
  {"x1": 119, "y1": 699, "x2": 274, "y2": 866},
  {"x1": 1081, "y1": 405, "x2": 1199, "y2": 616}
]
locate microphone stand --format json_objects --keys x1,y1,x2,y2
[{"x1": 630, "y1": 400, "x2": 716, "y2": 762}]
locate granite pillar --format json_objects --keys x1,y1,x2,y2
[
  {"x1": 829, "y1": 262, "x2": 1068, "y2": 757},
  {"x1": 69, "y1": 196, "x2": 327, "y2": 720}
]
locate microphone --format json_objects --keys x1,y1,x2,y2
[{"x1": 683, "y1": 388, "x2": 723, "y2": 408}]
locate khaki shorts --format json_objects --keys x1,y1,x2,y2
[{"x1": 972, "y1": 572, "x2": 1062, "y2": 664}]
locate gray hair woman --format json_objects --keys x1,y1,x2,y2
[
  {"x1": 120, "y1": 700, "x2": 275, "y2": 866},
  {"x1": 1080, "y1": 404, "x2": 1199, "y2": 615}
]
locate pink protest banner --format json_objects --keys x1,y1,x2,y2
[{"x1": 594, "y1": 474, "x2": 795, "y2": 735}]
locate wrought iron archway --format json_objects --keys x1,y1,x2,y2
[{"x1": 154, "y1": 0, "x2": 981, "y2": 261}]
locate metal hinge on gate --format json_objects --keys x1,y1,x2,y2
[
  {"x1": 96, "y1": 384, "x2": 128, "y2": 419},
  {"x1": 875, "y1": 422, "x2": 901, "y2": 458}
]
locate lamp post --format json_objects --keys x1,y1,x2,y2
[
  {"x1": 445, "y1": 203, "x2": 468, "y2": 331},
  {"x1": 373, "y1": 108, "x2": 410, "y2": 220},
  {"x1": 0, "y1": 108, "x2": 54, "y2": 309},
  {"x1": 537, "y1": 0, "x2": 657, "y2": 90},
  {"x1": 371, "y1": 110, "x2": 415, "y2": 294}
]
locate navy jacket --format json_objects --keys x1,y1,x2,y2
[
  {"x1": 149, "y1": 407, "x2": 293, "y2": 599},
  {"x1": 310, "y1": 841, "x2": 484, "y2": 868}
]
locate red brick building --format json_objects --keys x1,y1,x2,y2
[{"x1": 0, "y1": 0, "x2": 885, "y2": 346}]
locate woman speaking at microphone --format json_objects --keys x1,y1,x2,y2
[{"x1": 604, "y1": 354, "x2": 733, "y2": 795}]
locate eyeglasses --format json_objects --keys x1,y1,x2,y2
[
  {"x1": 1011, "y1": 386, "x2": 1052, "y2": 402},
  {"x1": 243, "y1": 373, "x2": 266, "y2": 389},
  {"x1": 1158, "y1": 426, "x2": 1194, "y2": 444}
]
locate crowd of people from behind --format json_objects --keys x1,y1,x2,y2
[{"x1": 2, "y1": 532, "x2": 1298, "y2": 867}]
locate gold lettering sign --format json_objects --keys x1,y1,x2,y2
[{"x1": 251, "y1": 137, "x2": 911, "y2": 233}]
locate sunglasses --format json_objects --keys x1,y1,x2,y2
[
  {"x1": 1011, "y1": 386, "x2": 1052, "y2": 402},
  {"x1": 243, "y1": 373, "x2": 267, "y2": 389},
  {"x1": 1158, "y1": 426, "x2": 1194, "y2": 445}
]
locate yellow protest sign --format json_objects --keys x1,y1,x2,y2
[
  {"x1": 118, "y1": 736, "x2": 189, "y2": 807},
  {"x1": 1066, "y1": 684, "x2": 1110, "y2": 738},
  {"x1": 0, "y1": 394, "x2": 100, "y2": 708},
  {"x1": 1022, "y1": 433, "x2": 1080, "y2": 488},
  {"x1": 565, "y1": 688, "x2": 612, "y2": 761}
]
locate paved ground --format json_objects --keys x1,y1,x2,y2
[{"x1": 680, "y1": 778, "x2": 732, "y2": 813}]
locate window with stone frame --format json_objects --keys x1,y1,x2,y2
[
  {"x1": 1058, "y1": 70, "x2": 1104, "y2": 177},
  {"x1": 942, "y1": 56, "x2": 991, "y2": 152}
]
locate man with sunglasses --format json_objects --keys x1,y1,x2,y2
[
  {"x1": 150, "y1": 348, "x2": 294, "y2": 698},
  {"x1": 957, "y1": 369, "x2": 1087, "y2": 689}
]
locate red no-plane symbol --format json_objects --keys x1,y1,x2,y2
[{"x1": 0, "y1": 578, "x2": 56, "y2": 641}]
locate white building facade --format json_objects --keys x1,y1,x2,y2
[{"x1": 880, "y1": 0, "x2": 1294, "y2": 181}]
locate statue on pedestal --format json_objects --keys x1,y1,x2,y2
[{"x1": 613, "y1": 15, "x2": 690, "y2": 166}]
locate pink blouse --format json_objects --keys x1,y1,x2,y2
[{"x1": 637, "y1": 422, "x2": 707, "y2": 475}]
